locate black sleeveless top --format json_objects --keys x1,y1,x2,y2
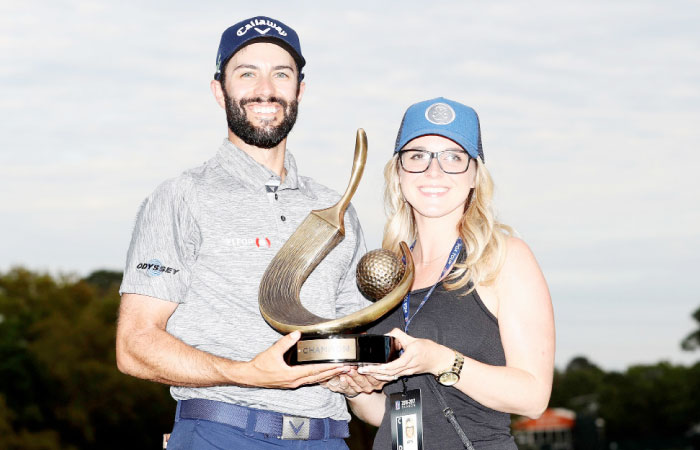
[{"x1": 369, "y1": 282, "x2": 517, "y2": 450}]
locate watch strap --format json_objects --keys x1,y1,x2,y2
[{"x1": 436, "y1": 351, "x2": 464, "y2": 383}]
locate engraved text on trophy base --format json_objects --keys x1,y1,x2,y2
[{"x1": 296, "y1": 338, "x2": 357, "y2": 362}]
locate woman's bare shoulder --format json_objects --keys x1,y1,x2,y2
[
  {"x1": 506, "y1": 235, "x2": 534, "y2": 256},
  {"x1": 496, "y1": 236, "x2": 547, "y2": 298}
]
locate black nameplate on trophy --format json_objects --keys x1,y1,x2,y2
[{"x1": 284, "y1": 334, "x2": 400, "y2": 365}]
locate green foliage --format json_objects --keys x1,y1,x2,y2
[
  {"x1": 681, "y1": 306, "x2": 700, "y2": 351},
  {"x1": 0, "y1": 268, "x2": 174, "y2": 449},
  {"x1": 550, "y1": 356, "x2": 605, "y2": 414},
  {"x1": 0, "y1": 394, "x2": 63, "y2": 450},
  {"x1": 551, "y1": 355, "x2": 700, "y2": 450}
]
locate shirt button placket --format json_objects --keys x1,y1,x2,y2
[
  {"x1": 277, "y1": 191, "x2": 289, "y2": 225},
  {"x1": 272, "y1": 189, "x2": 291, "y2": 240}
]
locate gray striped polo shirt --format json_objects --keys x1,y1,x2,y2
[{"x1": 120, "y1": 139, "x2": 369, "y2": 421}]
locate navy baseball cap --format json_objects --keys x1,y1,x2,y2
[
  {"x1": 394, "y1": 97, "x2": 484, "y2": 161},
  {"x1": 214, "y1": 16, "x2": 306, "y2": 81}
]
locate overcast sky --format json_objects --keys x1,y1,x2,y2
[{"x1": 1, "y1": 0, "x2": 699, "y2": 371}]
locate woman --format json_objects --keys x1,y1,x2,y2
[{"x1": 326, "y1": 97, "x2": 555, "y2": 449}]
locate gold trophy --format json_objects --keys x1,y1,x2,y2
[{"x1": 258, "y1": 129, "x2": 414, "y2": 365}]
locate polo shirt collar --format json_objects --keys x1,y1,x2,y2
[{"x1": 216, "y1": 139, "x2": 316, "y2": 199}]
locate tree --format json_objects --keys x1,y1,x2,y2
[
  {"x1": 0, "y1": 268, "x2": 174, "y2": 449},
  {"x1": 550, "y1": 356, "x2": 605, "y2": 414},
  {"x1": 681, "y1": 306, "x2": 700, "y2": 351},
  {"x1": 0, "y1": 394, "x2": 63, "y2": 450},
  {"x1": 550, "y1": 356, "x2": 700, "y2": 450}
]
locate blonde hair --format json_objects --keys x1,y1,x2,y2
[{"x1": 382, "y1": 155, "x2": 511, "y2": 292}]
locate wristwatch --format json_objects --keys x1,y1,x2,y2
[{"x1": 436, "y1": 351, "x2": 464, "y2": 386}]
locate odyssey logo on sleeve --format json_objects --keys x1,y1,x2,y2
[{"x1": 136, "y1": 259, "x2": 180, "y2": 277}]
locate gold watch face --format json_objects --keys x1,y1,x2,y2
[{"x1": 438, "y1": 372, "x2": 459, "y2": 386}]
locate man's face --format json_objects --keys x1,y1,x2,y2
[
  {"x1": 221, "y1": 42, "x2": 304, "y2": 149},
  {"x1": 406, "y1": 421, "x2": 415, "y2": 438}
]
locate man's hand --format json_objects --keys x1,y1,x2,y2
[
  {"x1": 323, "y1": 368, "x2": 389, "y2": 427},
  {"x1": 321, "y1": 367, "x2": 388, "y2": 397},
  {"x1": 244, "y1": 331, "x2": 351, "y2": 389}
]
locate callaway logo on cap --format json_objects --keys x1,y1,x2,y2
[
  {"x1": 236, "y1": 18, "x2": 288, "y2": 37},
  {"x1": 214, "y1": 16, "x2": 305, "y2": 81}
]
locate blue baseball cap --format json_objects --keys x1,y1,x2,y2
[
  {"x1": 214, "y1": 16, "x2": 306, "y2": 81},
  {"x1": 394, "y1": 97, "x2": 484, "y2": 161}
]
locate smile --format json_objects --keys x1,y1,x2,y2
[
  {"x1": 419, "y1": 186, "x2": 448, "y2": 195},
  {"x1": 248, "y1": 104, "x2": 280, "y2": 114}
]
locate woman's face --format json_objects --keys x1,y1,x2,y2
[{"x1": 398, "y1": 135, "x2": 476, "y2": 223}]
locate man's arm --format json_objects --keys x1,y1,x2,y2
[
  {"x1": 116, "y1": 293, "x2": 349, "y2": 388},
  {"x1": 347, "y1": 391, "x2": 387, "y2": 427}
]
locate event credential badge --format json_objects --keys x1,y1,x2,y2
[{"x1": 390, "y1": 389, "x2": 423, "y2": 450}]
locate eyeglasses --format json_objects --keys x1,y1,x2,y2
[{"x1": 398, "y1": 149, "x2": 473, "y2": 174}]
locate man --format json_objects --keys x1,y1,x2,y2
[{"x1": 116, "y1": 16, "x2": 370, "y2": 449}]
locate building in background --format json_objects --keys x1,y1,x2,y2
[{"x1": 513, "y1": 408, "x2": 576, "y2": 450}]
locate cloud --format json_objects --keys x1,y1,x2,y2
[{"x1": 1, "y1": 0, "x2": 699, "y2": 369}]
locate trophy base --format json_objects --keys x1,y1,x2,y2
[{"x1": 284, "y1": 334, "x2": 399, "y2": 366}]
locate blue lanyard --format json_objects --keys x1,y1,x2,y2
[{"x1": 402, "y1": 238, "x2": 463, "y2": 332}]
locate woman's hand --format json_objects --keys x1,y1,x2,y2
[{"x1": 357, "y1": 328, "x2": 454, "y2": 379}]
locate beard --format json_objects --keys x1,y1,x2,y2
[{"x1": 223, "y1": 88, "x2": 299, "y2": 149}]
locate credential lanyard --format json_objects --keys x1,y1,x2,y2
[{"x1": 402, "y1": 238, "x2": 463, "y2": 333}]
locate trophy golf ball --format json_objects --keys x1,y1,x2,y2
[{"x1": 356, "y1": 249, "x2": 405, "y2": 301}]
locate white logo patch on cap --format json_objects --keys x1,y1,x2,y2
[
  {"x1": 425, "y1": 102, "x2": 455, "y2": 125},
  {"x1": 237, "y1": 19, "x2": 287, "y2": 37}
]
